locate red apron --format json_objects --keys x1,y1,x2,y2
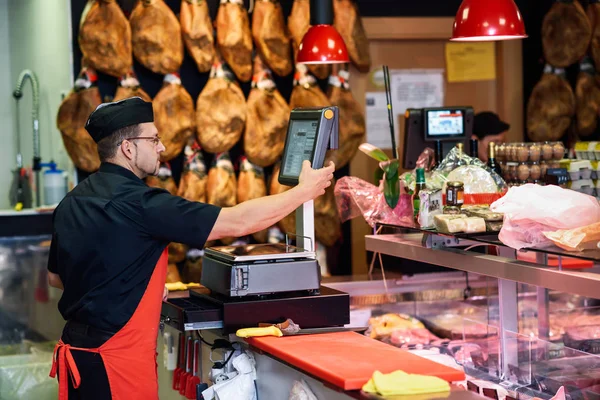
[{"x1": 50, "y1": 249, "x2": 168, "y2": 400}]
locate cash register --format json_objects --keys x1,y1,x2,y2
[
  {"x1": 161, "y1": 107, "x2": 350, "y2": 333},
  {"x1": 403, "y1": 106, "x2": 474, "y2": 169}
]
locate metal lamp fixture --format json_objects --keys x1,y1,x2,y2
[
  {"x1": 297, "y1": 0, "x2": 349, "y2": 64},
  {"x1": 451, "y1": 0, "x2": 527, "y2": 41}
]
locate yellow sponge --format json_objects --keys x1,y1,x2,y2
[
  {"x1": 236, "y1": 326, "x2": 283, "y2": 338},
  {"x1": 362, "y1": 370, "x2": 450, "y2": 396}
]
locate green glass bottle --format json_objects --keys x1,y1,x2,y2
[{"x1": 413, "y1": 168, "x2": 426, "y2": 222}]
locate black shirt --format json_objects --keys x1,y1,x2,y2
[{"x1": 47, "y1": 162, "x2": 221, "y2": 332}]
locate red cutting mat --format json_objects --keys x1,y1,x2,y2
[
  {"x1": 246, "y1": 331, "x2": 465, "y2": 390},
  {"x1": 517, "y1": 252, "x2": 593, "y2": 269}
]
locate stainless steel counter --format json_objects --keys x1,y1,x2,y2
[{"x1": 366, "y1": 233, "x2": 600, "y2": 299}]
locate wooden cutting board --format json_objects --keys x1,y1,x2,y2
[{"x1": 246, "y1": 331, "x2": 465, "y2": 391}]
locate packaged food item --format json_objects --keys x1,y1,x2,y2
[
  {"x1": 540, "y1": 161, "x2": 549, "y2": 178},
  {"x1": 463, "y1": 217, "x2": 486, "y2": 233},
  {"x1": 517, "y1": 164, "x2": 530, "y2": 181},
  {"x1": 495, "y1": 143, "x2": 506, "y2": 161},
  {"x1": 413, "y1": 168, "x2": 426, "y2": 222},
  {"x1": 561, "y1": 159, "x2": 593, "y2": 180},
  {"x1": 446, "y1": 181, "x2": 464, "y2": 206},
  {"x1": 462, "y1": 206, "x2": 503, "y2": 222},
  {"x1": 443, "y1": 206, "x2": 462, "y2": 215},
  {"x1": 529, "y1": 143, "x2": 542, "y2": 162},
  {"x1": 434, "y1": 214, "x2": 467, "y2": 233},
  {"x1": 418, "y1": 189, "x2": 442, "y2": 229},
  {"x1": 485, "y1": 221, "x2": 503, "y2": 232},
  {"x1": 568, "y1": 179, "x2": 595, "y2": 196},
  {"x1": 517, "y1": 143, "x2": 529, "y2": 162},
  {"x1": 553, "y1": 141, "x2": 565, "y2": 160},
  {"x1": 542, "y1": 142, "x2": 554, "y2": 160},
  {"x1": 530, "y1": 163, "x2": 542, "y2": 180}
]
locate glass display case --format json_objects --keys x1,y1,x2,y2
[{"x1": 344, "y1": 223, "x2": 600, "y2": 399}]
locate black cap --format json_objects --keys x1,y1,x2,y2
[
  {"x1": 473, "y1": 111, "x2": 510, "y2": 140},
  {"x1": 85, "y1": 97, "x2": 154, "y2": 143}
]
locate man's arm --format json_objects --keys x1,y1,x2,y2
[
  {"x1": 48, "y1": 272, "x2": 64, "y2": 290},
  {"x1": 208, "y1": 160, "x2": 334, "y2": 241}
]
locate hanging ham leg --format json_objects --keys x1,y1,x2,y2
[
  {"x1": 130, "y1": 0, "x2": 184, "y2": 74},
  {"x1": 269, "y1": 162, "x2": 296, "y2": 237},
  {"x1": 333, "y1": 0, "x2": 371, "y2": 72},
  {"x1": 153, "y1": 74, "x2": 195, "y2": 162},
  {"x1": 180, "y1": 0, "x2": 215, "y2": 73},
  {"x1": 288, "y1": 0, "x2": 330, "y2": 79},
  {"x1": 177, "y1": 141, "x2": 208, "y2": 203},
  {"x1": 588, "y1": 1, "x2": 600, "y2": 70},
  {"x1": 527, "y1": 65, "x2": 575, "y2": 142},
  {"x1": 238, "y1": 157, "x2": 269, "y2": 242},
  {"x1": 168, "y1": 242, "x2": 188, "y2": 264},
  {"x1": 113, "y1": 70, "x2": 152, "y2": 102},
  {"x1": 207, "y1": 152, "x2": 237, "y2": 208},
  {"x1": 78, "y1": 0, "x2": 132, "y2": 78},
  {"x1": 207, "y1": 152, "x2": 237, "y2": 244},
  {"x1": 245, "y1": 55, "x2": 290, "y2": 167},
  {"x1": 56, "y1": 68, "x2": 101, "y2": 173},
  {"x1": 290, "y1": 64, "x2": 331, "y2": 109},
  {"x1": 196, "y1": 54, "x2": 246, "y2": 153},
  {"x1": 575, "y1": 57, "x2": 600, "y2": 138},
  {"x1": 252, "y1": 0, "x2": 292, "y2": 77},
  {"x1": 216, "y1": 0, "x2": 253, "y2": 82},
  {"x1": 542, "y1": 0, "x2": 591, "y2": 68},
  {"x1": 146, "y1": 162, "x2": 178, "y2": 195}
]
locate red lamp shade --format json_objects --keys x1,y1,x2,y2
[
  {"x1": 451, "y1": 0, "x2": 527, "y2": 41},
  {"x1": 297, "y1": 25, "x2": 350, "y2": 64}
]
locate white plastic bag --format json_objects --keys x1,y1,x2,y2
[{"x1": 490, "y1": 184, "x2": 600, "y2": 249}]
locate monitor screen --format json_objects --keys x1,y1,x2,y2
[
  {"x1": 426, "y1": 109, "x2": 465, "y2": 137},
  {"x1": 281, "y1": 119, "x2": 319, "y2": 178}
]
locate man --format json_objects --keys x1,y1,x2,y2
[
  {"x1": 47, "y1": 97, "x2": 334, "y2": 399},
  {"x1": 472, "y1": 111, "x2": 510, "y2": 162}
]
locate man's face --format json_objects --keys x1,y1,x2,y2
[
  {"x1": 474, "y1": 133, "x2": 506, "y2": 162},
  {"x1": 132, "y1": 122, "x2": 165, "y2": 177}
]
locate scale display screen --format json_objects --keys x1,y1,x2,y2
[
  {"x1": 425, "y1": 109, "x2": 465, "y2": 139},
  {"x1": 281, "y1": 119, "x2": 319, "y2": 178},
  {"x1": 279, "y1": 107, "x2": 338, "y2": 186}
]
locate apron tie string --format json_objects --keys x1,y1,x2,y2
[{"x1": 50, "y1": 339, "x2": 100, "y2": 400}]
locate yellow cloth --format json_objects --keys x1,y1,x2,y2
[
  {"x1": 236, "y1": 326, "x2": 283, "y2": 338},
  {"x1": 165, "y1": 282, "x2": 201, "y2": 291},
  {"x1": 362, "y1": 370, "x2": 450, "y2": 396}
]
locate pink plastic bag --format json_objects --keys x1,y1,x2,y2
[
  {"x1": 334, "y1": 176, "x2": 414, "y2": 228},
  {"x1": 490, "y1": 184, "x2": 600, "y2": 249}
]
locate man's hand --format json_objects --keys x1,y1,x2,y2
[
  {"x1": 163, "y1": 286, "x2": 169, "y2": 301},
  {"x1": 298, "y1": 160, "x2": 335, "y2": 201}
]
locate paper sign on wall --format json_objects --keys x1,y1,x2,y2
[
  {"x1": 365, "y1": 92, "x2": 393, "y2": 149},
  {"x1": 390, "y1": 69, "x2": 445, "y2": 137},
  {"x1": 365, "y1": 71, "x2": 445, "y2": 149},
  {"x1": 445, "y1": 42, "x2": 496, "y2": 82}
]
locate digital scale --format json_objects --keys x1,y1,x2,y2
[
  {"x1": 403, "y1": 106, "x2": 474, "y2": 170},
  {"x1": 161, "y1": 107, "x2": 350, "y2": 333}
]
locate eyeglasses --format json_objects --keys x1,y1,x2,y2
[{"x1": 118, "y1": 136, "x2": 161, "y2": 146}]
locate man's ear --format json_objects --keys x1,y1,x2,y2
[{"x1": 120, "y1": 141, "x2": 134, "y2": 160}]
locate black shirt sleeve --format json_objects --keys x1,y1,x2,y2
[
  {"x1": 140, "y1": 189, "x2": 221, "y2": 248},
  {"x1": 47, "y1": 233, "x2": 58, "y2": 274}
]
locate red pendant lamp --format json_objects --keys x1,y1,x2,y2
[
  {"x1": 451, "y1": 0, "x2": 527, "y2": 41},
  {"x1": 297, "y1": 0, "x2": 349, "y2": 64}
]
